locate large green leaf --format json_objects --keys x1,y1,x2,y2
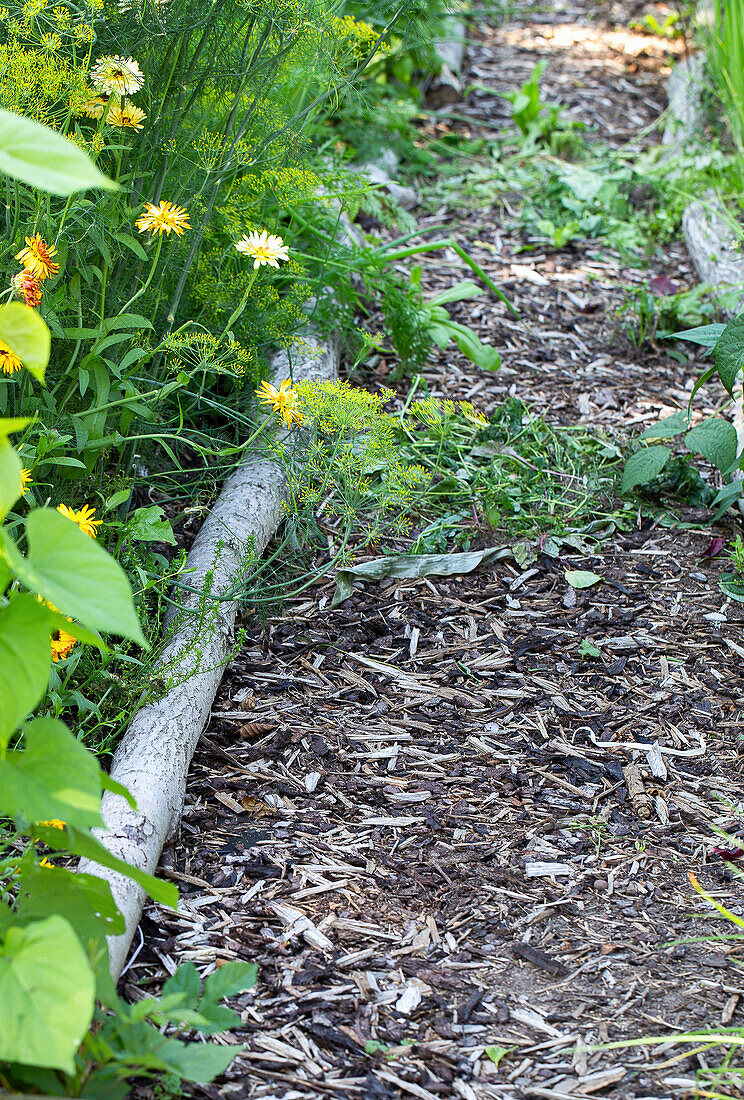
[
  {"x1": 0, "y1": 108, "x2": 116, "y2": 195},
  {"x1": 0, "y1": 915, "x2": 95, "y2": 1074},
  {"x1": 0, "y1": 416, "x2": 31, "y2": 439},
  {"x1": 0, "y1": 303, "x2": 50, "y2": 381},
  {"x1": 715, "y1": 312, "x2": 744, "y2": 394},
  {"x1": 621, "y1": 446, "x2": 670, "y2": 493},
  {"x1": 15, "y1": 868, "x2": 121, "y2": 1004},
  {"x1": 4, "y1": 508, "x2": 145, "y2": 644},
  {"x1": 39, "y1": 826, "x2": 179, "y2": 910},
  {"x1": 0, "y1": 594, "x2": 52, "y2": 749},
  {"x1": 0, "y1": 436, "x2": 22, "y2": 520},
  {"x1": 0, "y1": 717, "x2": 103, "y2": 829},
  {"x1": 685, "y1": 417, "x2": 739, "y2": 474}
]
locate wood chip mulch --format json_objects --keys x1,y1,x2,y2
[{"x1": 128, "y1": 3, "x2": 744, "y2": 1098}]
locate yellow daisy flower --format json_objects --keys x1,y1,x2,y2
[
  {"x1": 56, "y1": 502, "x2": 101, "y2": 538},
  {"x1": 90, "y1": 55, "x2": 144, "y2": 95},
  {"x1": 39, "y1": 858, "x2": 55, "y2": 868},
  {"x1": 36, "y1": 819, "x2": 66, "y2": 830},
  {"x1": 135, "y1": 200, "x2": 190, "y2": 237},
  {"x1": 256, "y1": 378, "x2": 304, "y2": 428},
  {"x1": 0, "y1": 340, "x2": 22, "y2": 375},
  {"x1": 15, "y1": 234, "x2": 59, "y2": 281},
  {"x1": 107, "y1": 98, "x2": 146, "y2": 130},
  {"x1": 51, "y1": 626, "x2": 77, "y2": 663},
  {"x1": 80, "y1": 93, "x2": 110, "y2": 119},
  {"x1": 235, "y1": 230, "x2": 289, "y2": 270},
  {"x1": 20, "y1": 468, "x2": 32, "y2": 495}
]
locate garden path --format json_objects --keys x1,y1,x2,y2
[{"x1": 134, "y1": 4, "x2": 744, "y2": 1098}]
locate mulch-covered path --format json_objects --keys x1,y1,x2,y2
[{"x1": 130, "y1": 4, "x2": 744, "y2": 1098}]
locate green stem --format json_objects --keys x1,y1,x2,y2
[
  {"x1": 218, "y1": 268, "x2": 259, "y2": 341},
  {"x1": 116, "y1": 233, "x2": 163, "y2": 317}
]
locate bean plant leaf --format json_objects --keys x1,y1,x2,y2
[
  {"x1": 685, "y1": 417, "x2": 739, "y2": 474},
  {"x1": 0, "y1": 717, "x2": 103, "y2": 829},
  {"x1": 0, "y1": 108, "x2": 116, "y2": 195},
  {"x1": 714, "y1": 313, "x2": 744, "y2": 394},
  {"x1": 0, "y1": 302, "x2": 51, "y2": 380},
  {"x1": 668, "y1": 322, "x2": 726, "y2": 348},
  {"x1": 639, "y1": 410, "x2": 689, "y2": 440},
  {"x1": 0, "y1": 914, "x2": 95, "y2": 1075},
  {"x1": 0, "y1": 594, "x2": 52, "y2": 749},
  {"x1": 3, "y1": 508, "x2": 145, "y2": 644},
  {"x1": 621, "y1": 446, "x2": 670, "y2": 493},
  {"x1": 202, "y1": 961, "x2": 258, "y2": 1003},
  {"x1": 332, "y1": 545, "x2": 512, "y2": 606}
]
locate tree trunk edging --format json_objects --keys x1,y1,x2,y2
[
  {"x1": 663, "y1": 53, "x2": 744, "y2": 474},
  {"x1": 79, "y1": 334, "x2": 339, "y2": 980}
]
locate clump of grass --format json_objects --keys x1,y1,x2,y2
[
  {"x1": 700, "y1": 0, "x2": 744, "y2": 150},
  {"x1": 397, "y1": 390, "x2": 626, "y2": 550}
]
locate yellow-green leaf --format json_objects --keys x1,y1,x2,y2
[
  {"x1": 0, "y1": 438, "x2": 22, "y2": 519},
  {"x1": 0, "y1": 108, "x2": 117, "y2": 195}
]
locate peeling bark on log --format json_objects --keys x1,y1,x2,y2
[{"x1": 79, "y1": 334, "x2": 338, "y2": 979}]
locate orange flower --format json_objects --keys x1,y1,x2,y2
[
  {"x1": 15, "y1": 234, "x2": 59, "y2": 281},
  {"x1": 12, "y1": 269, "x2": 43, "y2": 308},
  {"x1": 56, "y1": 502, "x2": 101, "y2": 538}
]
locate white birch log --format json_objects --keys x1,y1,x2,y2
[
  {"x1": 79, "y1": 334, "x2": 338, "y2": 979},
  {"x1": 662, "y1": 55, "x2": 705, "y2": 146},
  {"x1": 424, "y1": 18, "x2": 465, "y2": 108},
  {"x1": 664, "y1": 55, "x2": 744, "y2": 495}
]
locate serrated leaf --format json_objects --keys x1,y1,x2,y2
[{"x1": 0, "y1": 437, "x2": 22, "y2": 520}]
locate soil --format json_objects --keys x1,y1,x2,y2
[{"x1": 129, "y1": 3, "x2": 744, "y2": 1098}]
